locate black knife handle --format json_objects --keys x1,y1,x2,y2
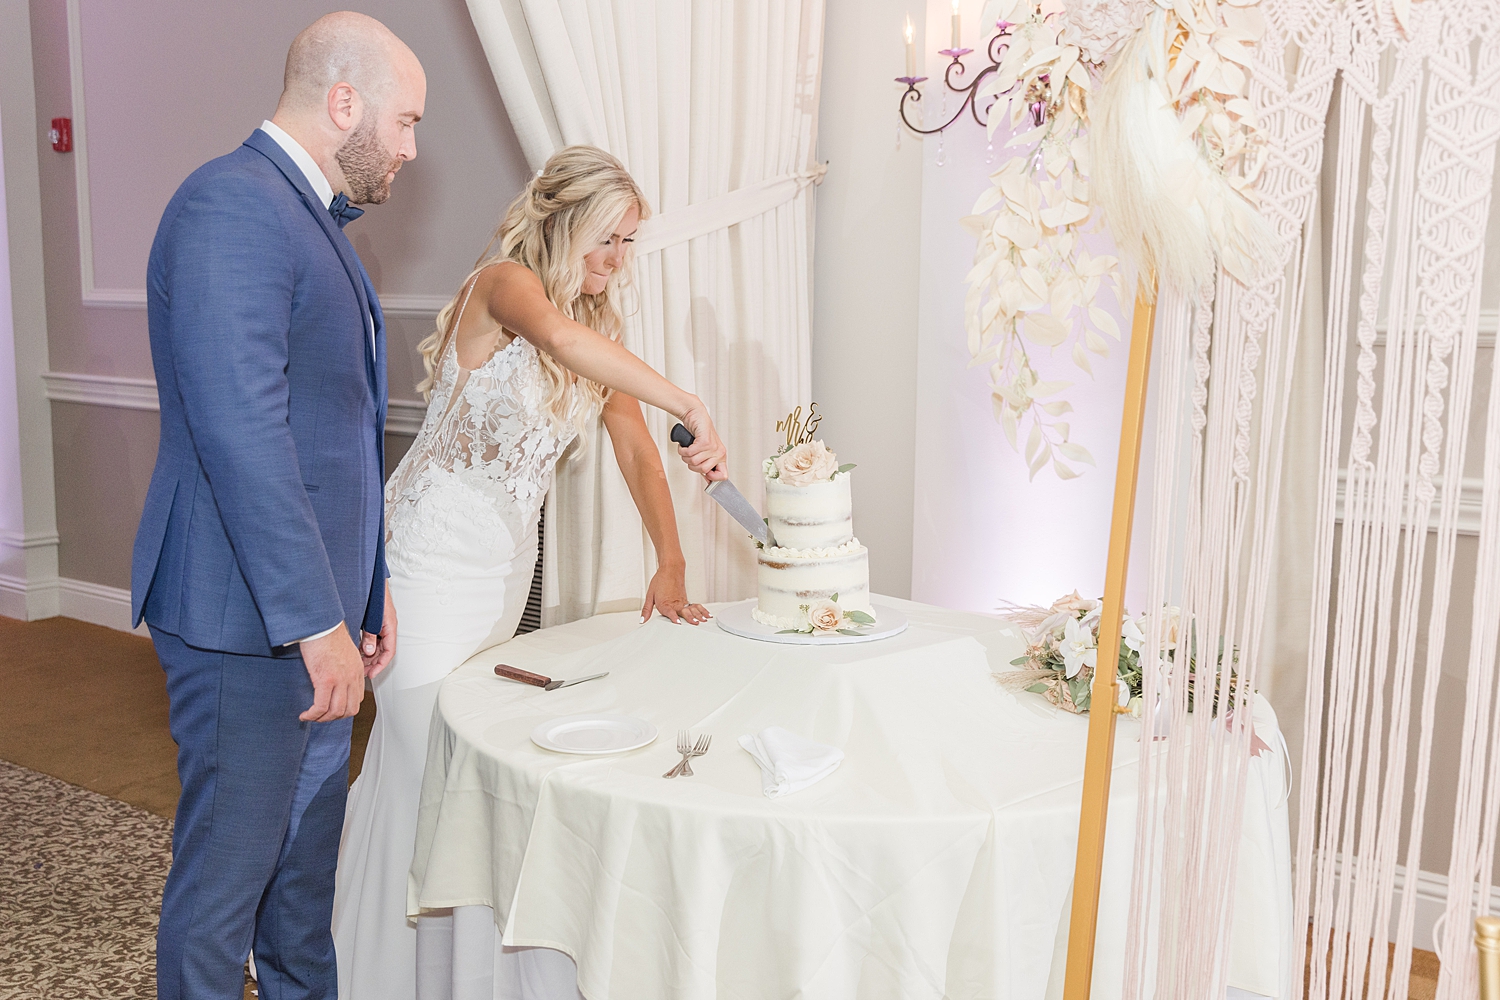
[{"x1": 670, "y1": 423, "x2": 694, "y2": 447}]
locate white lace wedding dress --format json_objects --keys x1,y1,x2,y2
[{"x1": 333, "y1": 285, "x2": 587, "y2": 999}]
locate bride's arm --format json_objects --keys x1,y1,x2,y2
[
  {"x1": 482, "y1": 262, "x2": 726, "y2": 481},
  {"x1": 602, "y1": 390, "x2": 710, "y2": 625}
]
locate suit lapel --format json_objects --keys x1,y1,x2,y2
[{"x1": 242, "y1": 130, "x2": 376, "y2": 382}]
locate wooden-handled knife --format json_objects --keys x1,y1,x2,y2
[{"x1": 494, "y1": 664, "x2": 609, "y2": 690}]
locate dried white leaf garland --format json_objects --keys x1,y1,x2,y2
[{"x1": 963, "y1": 0, "x2": 1268, "y2": 480}]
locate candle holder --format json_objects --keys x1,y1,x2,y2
[{"x1": 896, "y1": 23, "x2": 1017, "y2": 137}]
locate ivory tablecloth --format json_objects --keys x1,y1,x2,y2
[{"x1": 410, "y1": 598, "x2": 1292, "y2": 999}]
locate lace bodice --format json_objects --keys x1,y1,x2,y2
[{"x1": 384, "y1": 328, "x2": 586, "y2": 567}]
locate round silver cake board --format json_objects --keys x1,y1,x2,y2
[{"x1": 714, "y1": 599, "x2": 909, "y2": 645}]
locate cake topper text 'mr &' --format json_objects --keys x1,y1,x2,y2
[{"x1": 776, "y1": 403, "x2": 822, "y2": 450}]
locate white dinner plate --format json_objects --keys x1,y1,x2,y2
[{"x1": 530, "y1": 714, "x2": 658, "y2": 755}]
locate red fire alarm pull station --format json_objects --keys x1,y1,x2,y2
[{"x1": 50, "y1": 117, "x2": 72, "y2": 153}]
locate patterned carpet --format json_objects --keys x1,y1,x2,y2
[{"x1": 0, "y1": 759, "x2": 170, "y2": 999}]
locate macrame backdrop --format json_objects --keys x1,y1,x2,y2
[
  {"x1": 1113, "y1": 1, "x2": 1500, "y2": 997},
  {"x1": 464, "y1": 0, "x2": 824, "y2": 623}
]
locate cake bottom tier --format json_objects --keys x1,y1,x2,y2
[{"x1": 753, "y1": 541, "x2": 874, "y2": 630}]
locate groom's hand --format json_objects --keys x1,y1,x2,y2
[
  {"x1": 361, "y1": 583, "x2": 397, "y2": 680},
  {"x1": 299, "y1": 626, "x2": 366, "y2": 722}
]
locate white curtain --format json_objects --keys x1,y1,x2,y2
[{"x1": 465, "y1": 0, "x2": 826, "y2": 622}]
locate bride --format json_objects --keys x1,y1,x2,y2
[{"x1": 332, "y1": 145, "x2": 725, "y2": 997}]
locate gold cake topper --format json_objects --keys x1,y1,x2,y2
[{"x1": 776, "y1": 403, "x2": 822, "y2": 450}]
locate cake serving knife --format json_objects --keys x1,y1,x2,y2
[
  {"x1": 494, "y1": 664, "x2": 610, "y2": 690},
  {"x1": 670, "y1": 423, "x2": 775, "y2": 547}
]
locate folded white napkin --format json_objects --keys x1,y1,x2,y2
[{"x1": 738, "y1": 726, "x2": 844, "y2": 799}]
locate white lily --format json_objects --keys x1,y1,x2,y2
[
  {"x1": 1061, "y1": 616, "x2": 1097, "y2": 679},
  {"x1": 1121, "y1": 614, "x2": 1146, "y2": 653}
]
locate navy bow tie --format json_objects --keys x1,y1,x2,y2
[{"x1": 328, "y1": 192, "x2": 364, "y2": 229}]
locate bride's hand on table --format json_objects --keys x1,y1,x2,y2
[{"x1": 642, "y1": 565, "x2": 711, "y2": 625}]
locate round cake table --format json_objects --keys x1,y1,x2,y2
[{"x1": 409, "y1": 597, "x2": 1292, "y2": 1000}]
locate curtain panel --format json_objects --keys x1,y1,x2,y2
[{"x1": 465, "y1": 0, "x2": 826, "y2": 623}]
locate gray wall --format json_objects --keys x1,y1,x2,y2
[
  {"x1": 25, "y1": 0, "x2": 530, "y2": 590},
  {"x1": 812, "y1": 0, "x2": 923, "y2": 599}
]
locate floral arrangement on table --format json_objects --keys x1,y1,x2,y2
[
  {"x1": 776, "y1": 594, "x2": 877, "y2": 637},
  {"x1": 999, "y1": 590, "x2": 1252, "y2": 725},
  {"x1": 962, "y1": 0, "x2": 1272, "y2": 480}
]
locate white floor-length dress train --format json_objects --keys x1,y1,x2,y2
[{"x1": 333, "y1": 282, "x2": 587, "y2": 1000}]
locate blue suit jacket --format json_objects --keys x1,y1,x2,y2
[{"x1": 132, "y1": 129, "x2": 388, "y2": 656}]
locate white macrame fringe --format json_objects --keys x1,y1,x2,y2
[{"x1": 1114, "y1": 2, "x2": 1500, "y2": 998}]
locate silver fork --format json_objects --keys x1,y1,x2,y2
[
  {"x1": 664, "y1": 730, "x2": 693, "y2": 778},
  {"x1": 680, "y1": 733, "x2": 711, "y2": 777}
]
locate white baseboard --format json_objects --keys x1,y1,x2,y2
[
  {"x1": 1324, "y1": 853, "x2": 1500, "y2": 952},
  {"x1": 0, "y1": 572, "x2": 60, "y2": 620},
  {"x1": 0, "y1": 573, "x2": 148, "y2": 636},
  {"x1": 58, "y1": 577, "x2": 150, "y2": 635}
]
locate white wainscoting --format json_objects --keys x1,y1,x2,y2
[
  {"x1": 63, "y1": 0, "x2": 455, "y2": 321},
  {"x1": 0, "y1": 523, "x2": 140, "y2": 631},
  {"x1": 42, "y1": 370, "x2": 429, "y2": 435},
  {"x1": 0, "y1": 528, "x2": 63, "y2": 621},
  {"x1": 0, "y1": 572, "x2": 147, "y2": 635},
  {"x1": 1334, "y1": 470, "x2": 1484, "y2": 536},
  {"x1": 20, "y1": 373, "x2": 427, "y2": 633}
]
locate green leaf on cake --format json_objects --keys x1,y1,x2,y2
[
  {"x1": 833, "y1": 463, "x2": 857, "y2": 478},
  {"x1": 836, "y1": 629, "x2": 865, "y2": 636},
  {"x1": 845, "y1": 610, "x2": 876, "y2": 625},
  {"x1": 831, "y1": 593, "x2": 839, "y2": 602}
]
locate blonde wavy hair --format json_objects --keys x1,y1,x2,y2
[{"x1": 416, "y1": 145, "x2": 651, "y2": 440}]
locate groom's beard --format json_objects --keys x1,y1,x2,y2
[{"x1": 336, "y1": 116, "x2": 399, "y2": 205}]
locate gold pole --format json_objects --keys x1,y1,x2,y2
[
  {"x1": 1479, "y1": 916, "x2": 1500, "y2": 1000},
  {"x1": 1061, "y1": 278, "x2": 1158, "y2": 999}
]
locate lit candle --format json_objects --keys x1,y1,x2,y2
[
  {"x1": 951, "y1": 0, "x2": 961, "y2": 49},
  {"x1": 904, "y1": 16, "x2": 916, "y2": 77}
]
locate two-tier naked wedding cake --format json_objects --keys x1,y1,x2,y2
[{"x1": 752, "y1": 440, "x2": 877, "y2": 631}]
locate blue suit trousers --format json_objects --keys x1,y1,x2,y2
[{"x1": 151, "y1": 627, "x2": 352, "y2": 1000}]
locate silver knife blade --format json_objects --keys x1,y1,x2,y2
[
  {"x1": 546, "y1": 671, "x2": 610, "y2": 691},
  {"x1": 666, "y1": 422, "x2": 775, "y2": 547},
  {"x1": 705, "y1": 479, "x2": 774, "y2": 546}
]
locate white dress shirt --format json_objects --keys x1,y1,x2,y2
[{"x1": 258, "y1": 120, "x2": 373, "y2": 647}]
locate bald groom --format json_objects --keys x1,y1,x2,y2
[{"x1": 130, "y1": 14, "x2": 425, "y2": 999}]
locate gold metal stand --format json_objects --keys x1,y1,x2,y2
[
  {"x1": 1479, "y1": 916, "x2": 1500, "y2": 1000},
  {"x1": 1061, "y1": 279, "x2": 1158, "y2": 999}
]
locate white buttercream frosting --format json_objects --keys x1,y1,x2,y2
[
  {"x1": 755, "y1": 446, "x2": 873, "y2": 629},
  {"x1": 760, "y1": 537, "x2": 863, "y2": 561}
]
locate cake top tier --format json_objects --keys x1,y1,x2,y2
[
  {"x1": 763, "y1": 440, "x2": 855, "y2": 487},
  {"x1": 762, "y1": 440, "x2": 856, "y2": 551}
]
